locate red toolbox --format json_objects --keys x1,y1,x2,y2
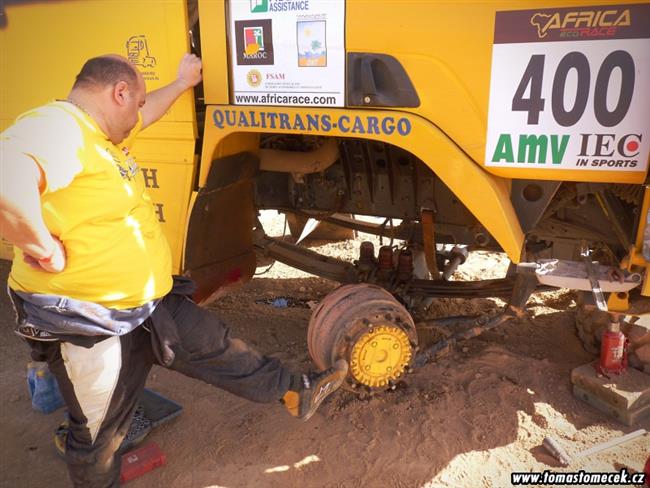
[{"x1": 120, "y1": 442, "x2": 166, "y2": 483}]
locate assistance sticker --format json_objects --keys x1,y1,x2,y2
[
  {"x1": 485, "y1": 4, "x2": 650, "y2": 172},
  {"x1": 228, "y1": 0, "x2": 345, "y2": 107}
]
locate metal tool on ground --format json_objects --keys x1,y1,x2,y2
[
  {"x1": 542, "y1": 429, "x2": 647, "y2": 466},
  {"x1": 413, "y1": 264, "x2": 539, "y2": 367}
]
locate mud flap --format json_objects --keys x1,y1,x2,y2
[{"x1": 184, "y1": 152, "x2": 259, "y2": 305}]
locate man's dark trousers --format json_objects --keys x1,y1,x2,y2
[{"x1": 28, "y1": 289, "x2": 292, "y2": 487}]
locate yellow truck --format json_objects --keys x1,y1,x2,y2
[{"x1": 2, "y1": 1, "x2": 649, "y2": 389}]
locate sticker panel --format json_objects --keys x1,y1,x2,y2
[
  {"x1": 229, "y1": 0, "x2": 345, "y2": 107},
  {"x1": 485, "y1": 4, "x2": 650, "y2": 172}
]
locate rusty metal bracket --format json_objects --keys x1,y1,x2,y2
[
  {"x1": 607, "y1": 291, "x2": 629, "y2": 313},
  {"x1": 413, "y1": 263, "x2": 539, "y2": 367},
  {"x1": 582, "y1": 253, "x2": 609, "y2": 313},
  {"x1": 413, "y1": 312, "x2": 514, "y2": 367},
  {"x1": 421, "y1": 209, "x2": 439, "y2": 279}
]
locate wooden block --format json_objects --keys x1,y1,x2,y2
[
  {"x1": 571, "y1": 362, "x2": 650, "y2": 410},
  {"x1": 573, "y1": 385, "x2": 650, "y2": 426},
  {"x1": 636, "y1": 344, "x2": 650, "y2": 364},
  {"x1": 572, "y1": 361, "x2": 650, "y2": 426}
]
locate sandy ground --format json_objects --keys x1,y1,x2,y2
[{"x1": 0, "y1": 211, "x2": 648, "y2": 487}]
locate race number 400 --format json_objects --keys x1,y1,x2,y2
[{"x1": 485, "y1": 4, "x2": 650, "y2": 172}]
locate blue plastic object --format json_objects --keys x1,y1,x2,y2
[
  {"x1": 27, "y1": 362, "x2": 65, "y2": 414},
  {"x1": 271, "y1": 298, "x2": 288, "y2": 308}
]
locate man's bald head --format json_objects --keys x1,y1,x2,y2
[
  {"x1": 68, "y1": 54, "x2": 146, "y2": 144},
  {"x1": 72, "y1": 55, "x2": 139, "y2": 91}
]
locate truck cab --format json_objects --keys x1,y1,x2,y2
[{"x1": 2, "y1": 0, "x2": 649, "y2": 386}]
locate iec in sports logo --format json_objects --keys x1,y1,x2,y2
[
  {"x1": 250, "y1": 0, "x2": 268, "y2": 13},
  {"x1": 235, "y1": 19, "x2": 274, "y2": 65}
]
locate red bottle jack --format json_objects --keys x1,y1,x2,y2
[{"x1": 598, "y1": 321, "x2": 627, "y2": 375}]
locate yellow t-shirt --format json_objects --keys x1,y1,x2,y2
[{"x1": 2, "y1": 101, "x2": 172, "y2": 309}]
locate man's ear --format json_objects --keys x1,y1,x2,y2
[{"x1": 113, "y1": 81, "x2": 129, "y2": 106}]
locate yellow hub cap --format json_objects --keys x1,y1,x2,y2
[{"x1": 350, "y1": 325, "x2": 412, "y2": 388}]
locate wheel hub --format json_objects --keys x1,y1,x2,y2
[{"x1": 350, "y1": 325, "x2": 412, "y2": 387}]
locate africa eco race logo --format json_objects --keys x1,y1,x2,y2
[
  {"x1": 531, "y1": 8, "x2": 631, "y2": 39},
  {"x1": 523, "y1": 5, "x2": 642, "y2": 41},
  {"x1": 250, "y1": 0, "x2": 268, "y2": 13},
  {"x1": 235, "y1": 19, "x2": 274, "y2": 65}
]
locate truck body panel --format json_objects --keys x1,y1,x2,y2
[{"x1": 0, "y1": 0, "x2": 197, "y2": 272}]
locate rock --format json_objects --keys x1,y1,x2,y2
[
  {"x1": 629, "y1": 354, "x2": 643, "y2": 369},
  {"x1": 627, "y1": 322, "x2": 650, "y2": 344},
  {"x1": 633, "y1": 343, "x2": 650, "y2": 364}
]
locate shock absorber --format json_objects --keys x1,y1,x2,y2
[
  {"x1": 397, "y1": 248, "x2": 414, "y2": 282},
  {"x1": 377, "y1": 246, "x2": 394, "y2": 282},
  {"x1": 357, "y1": 241, "x2": 376, "y2": 274}
]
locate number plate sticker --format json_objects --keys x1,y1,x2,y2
[{"x1": 485, "y1": 4, "x2": 650, "y2": 172}]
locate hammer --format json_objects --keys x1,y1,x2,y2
[{"x1": 543, "y1": 429, "x2": 647, "y2": 466}]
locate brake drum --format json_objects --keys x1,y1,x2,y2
[{"x1": 308, "y1": 284, "x2": 417, "y2": 388}]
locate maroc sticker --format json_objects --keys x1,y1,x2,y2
[
  {"x1": 485, "y1": 4, "x2": 650, "y2": 172},
  {"x1": 234, "y1": 19, "x2": 274, "y2": 65}
]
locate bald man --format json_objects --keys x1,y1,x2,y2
[{"x1": 0, "y1": 54, "x2": 347, "y2": 487}]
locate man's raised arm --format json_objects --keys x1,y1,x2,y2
[{"x1": 140, "y1": 53, "x2": 202, "y2": 130}]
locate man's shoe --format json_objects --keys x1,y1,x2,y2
[
  {"x1": 54, "y1": 420, "x2": 68, "y2": 457},
  {"x1": 283, "y1": 359, "x2": 348, "y2": 421}
]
